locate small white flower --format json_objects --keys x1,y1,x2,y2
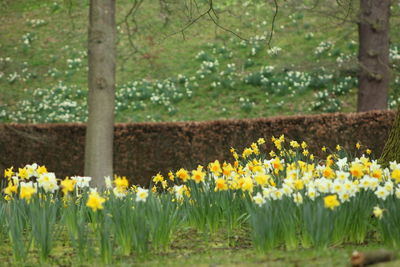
[
  {"x1": 332, "y1": 180, "x2": 344, "y2": 194},
  {"x1": 173, "y1": 185, "x2": 184, "y2": 200},
  {"x1": 37, "y1": 172, "x2": 59, "y2": 193},
  {"x1": 336, "y1": 157, "x2": 348, "y2": 170},
  {"x1": 136, "y1": 187, "x2": 149, "y2": 202},
  {"x1": 336, "y1": 170, "x2": 350, "y2": 181},
  {"x1": 113, "y1": 187, "x2": 127, "y2": 198},
  {"x1": 269, "y1": 188, "x2": 283, "y2": 200},
  {"x1": 89, "y1": 187, "x2": 97, "y2": 193},
  {"x1": 71, "y1": 176, "x2": 92, "y2": 188},
  {"x1": 375, "y1": 186, "x2": 390, "y2": 200},
  {"x1": 360, "y1": 176, "x2": 373, "y2": 190},
  {"x1": 293, "y1": 192, "x2": 303, "y2": 205},
  {"x1": 389, "y1": 161, "x2": 400, "y2": 170},
  {"x1": 282, "y1": 184, "x2": 293, "y2": 195},
  {"x1": 262, "y1": 187, "x2": 272, "y2": 199},
  {"x1": 307, "y1": 188, "x2": 318, "y2": 200},
  {"x1": 384, "y1": 180, "x2": 394, "y2": 194},
  {"x1": 395, "y1": 188, "x2": 400, "y2": 199},
  {"x1": 369, "y1": 177, "x2": 380, "y2": 190},
  {"x1": 253, "y1": 192, "x2": 266, "y2": 207},
  {"x1": 104, "y1": 176, "x2": 113, "y2": 189}
]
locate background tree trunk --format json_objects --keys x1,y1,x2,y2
[
  {"x1": 84, "y1": 0, "x2": 116, "y2": 188},
  {"x1": 357, "y1": 0, "x2": 390, "y2": 112},
  {"x1": 380, "y1": 108, "x2": 400, "y2": 165}
]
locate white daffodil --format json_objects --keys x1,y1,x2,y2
[
  {"x1": 293, "y1": 192, "x2": 303, "y2": 205},
  {"x1": 104, "y1": 176, "x2": 113, "y2": 189},
  {"x1": 336, "y1": 170, "x2": 350, "y2": 182},
  {"x1": 307, "y1": 188, "x2": 318, "y2": 200},
  {"x1": 338, "y1": 191, "x2": 351, "y2": 202},
  {"x1": 71, "y1": 176, "x2": 92, "y2": 188},
  {"x1": 375, "y1": 186, "x2": 390, "y2": 200},
  {"x1": 253, "y1": 192, "x2": 266, "y2": 207},
  {"x1": 336, "y1": 157, "x2": 348, "y2": 170},
  {"x1": 37, "y1": 172, "x2": 59, "y2": 193},
  {"x1": 136, "y1": 187, "x2": 149, "y2": 202},
  {"x1": 113, "y1": 187, "x2": 127, "y2": 198}
]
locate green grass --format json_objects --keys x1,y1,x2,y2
[
  {"x1": 0, "y1": 0, "x2": 399, "y2": 123},
  {"x1": 0, "y1": 227, "x2": 398, "y2": 266}
]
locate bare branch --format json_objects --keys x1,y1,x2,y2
[
  {"x1": 267, "y1": 0, "x2": 279, "y2": 49},
  {"x1": 118, "y1": 0, "x2": 145, "y2": 70},
  {"x1": 162, "y1": 0, "x2": 247, "y2": 42},
  {"x1": 207, "y1": 12, "x2": 247, "y2": 41}
]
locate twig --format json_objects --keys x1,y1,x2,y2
[
  {"x1": 267, "y1": 0, "x2": 279, "y2": 49},
  {"x1": 163, "y1": 0, "x2": 247, "y2": 42}
]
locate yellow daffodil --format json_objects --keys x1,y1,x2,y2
[
  {"x1": 18, "y1": 168, "x2": 29, "y2": 180},
  {"x1": 373, "y1": 206, "x2": 384, "y2": 219},
  {"x1": 168, "y1": 171, "x2": 175, "y2": 181},
  {"x1": 4, "y1": 182, "x2": 17, "y2": 196},
  {"x1": 37, "y1": 165, "x2": 48, "y2": 175},
  {"x1": 371, "y1": 169, "x2": 383, "y2": 180},
  {"x1": 323, "y1": 166, "x2": 335, "y2": 179},
  {"x1": 324, "y1": 194, "x2": 340, "y2": 210},
  {"x1": 350, "y1": 163, "x2": 363, "y2": 179},
  {"x1": 257, "y1": 138, "x2": 266, "y2": 145},
  {"x1": 114, "y1": 175, "x2": 129, "y2": 189},
  {"x1": 241, "y1": 177, "x2": 253, "y2": 193},
  {"x1": 272, "y1": 157, "x2": 283, "y2": 173},
  {"x1": 86, "y1": 191, "x2": 106, "y2": 211},
  {"x1": 20, "y1": 182, "x2": 37, "y2": 201},
  {"x1": 209, "y1": 160, "x2": 222, "y2": 176},
  {"x1": 301, "y1": 141, "x2": 307, "y2": 149},
  {"x1": 222, "y1": 163, "x2": 234, "y2": 176},
  {"x1": 192, "y1": 168, "x2": 206, "y2": 183},
  {"x1": 176, "y1": 168, "x2": 190, "y2": 182},
  {"x1": 254, "y1": 174, "x2": 269, "y2": 186},
  {"x1": 290, "y1": 140, "x2": 300, "y2": 148},
  {"x1": 391, "y1": 169, "x2": 400, "y2": 183},
  {"x1": 4, "y1": 167, "x2": 14, "y2": 180},
  {"x1": 152, "y1": 173, "x2": 164, "y2": 184},
  {"x1": 214, "y1": 178, "x2": 228, "y2": 191},
  {"x1": 242, "y1": 148, "x2": 253, "y2": 158},
  {"x1": 294, "y1": 179, "x2": 304, "y2": 190},
  {"x1": 61, "y1": 177, "x2": 76, "y2": 196}
]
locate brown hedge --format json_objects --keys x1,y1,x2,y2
[{"x1": 0, "y1": 110, "x2": 395, "y2": 185}]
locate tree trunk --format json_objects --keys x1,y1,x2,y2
[
  {"x1": 380, "y1": 108, "x2": 400, "y2": 165},
  {"x1": 357, "y1": 0, "x2": 390, "y2": 112},
  {"x1": 84, "y1": 0, "x2": 116, "y2": 188}
]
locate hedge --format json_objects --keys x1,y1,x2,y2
[{"x1": 0, "y1": 110, "x2": 395, "y2": 185}]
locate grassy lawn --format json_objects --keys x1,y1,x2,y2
[
  {"x1": 0, "y1": 227, "x2": 399, "y2": 266},
  {"x1": 1, "y1": 0, "x2": 399, "y2": 123}
]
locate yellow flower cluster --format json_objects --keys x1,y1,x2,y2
[{"x1": 156, "y1": 137, "x2": 400, "y2": 215}]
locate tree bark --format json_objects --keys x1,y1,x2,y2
[
  {"x1": 380, "y1": 108, "x2": 400, "y2": 166},
  {"x1": 84, "y1": 0, "x2": 116, "y2": 188},
  {"x1": 357, "y1": 0, "x2": 390, "y2": 112}
]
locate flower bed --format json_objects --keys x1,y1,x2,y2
[{"x1": 1, "y1": 135, "x2": 400, "y2": 264}]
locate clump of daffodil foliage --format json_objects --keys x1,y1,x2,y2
[{"x1": 2, "y1": 136, "x2": 400, "y2": 263}]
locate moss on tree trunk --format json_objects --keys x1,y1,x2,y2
[{"x1": 380, "y1": 109, "x2": 400, "y2": 165}]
